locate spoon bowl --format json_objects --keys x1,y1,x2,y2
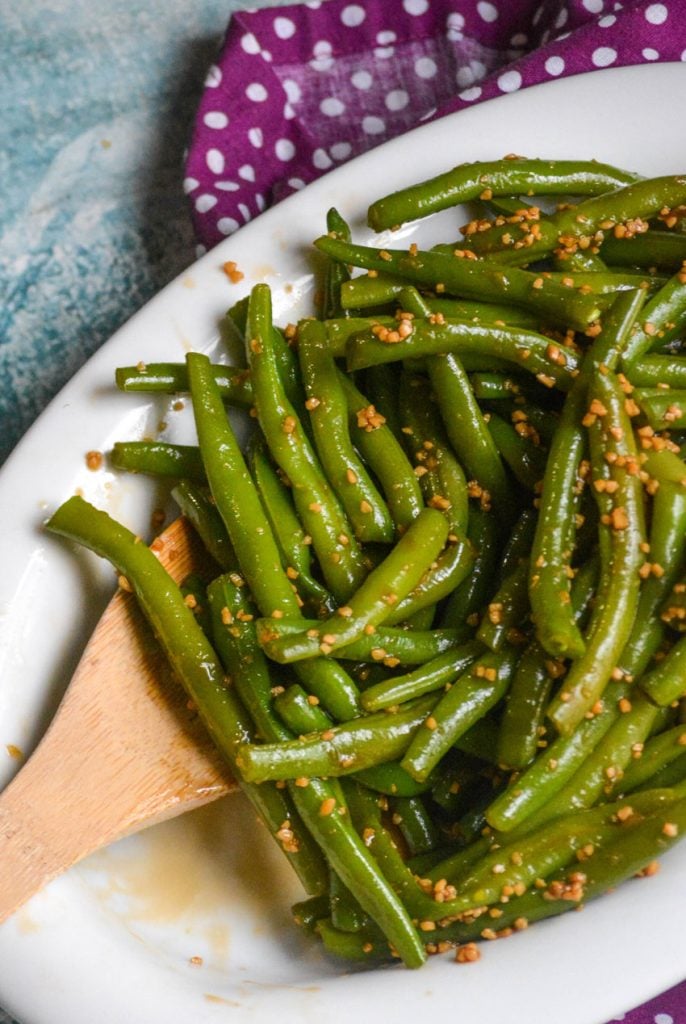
[{"x1": 0, "y1": 516, "x2": 235, "y2": 925}]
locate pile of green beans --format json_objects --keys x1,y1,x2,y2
[{"x1": 47, "y1": 156, "x2": 686, "y2": 970}]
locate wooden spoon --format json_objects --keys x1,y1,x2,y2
[{"x1": 0, "y1": 517, "x2": 236, "y2": 925}]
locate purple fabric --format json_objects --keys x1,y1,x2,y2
[
  {"x1": 185, "y1": 2, "x2": 686, "y2": 1020},
  {"x1": 185, "y1": 0, "x2": 686, "y2": 249}
]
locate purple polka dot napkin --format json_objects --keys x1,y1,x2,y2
[
  {"x1": 184, "y1": 0, "x2": 686, "y2": 250},
  {"x1": 185, "y1": 2, "x2": 685, "y2": 1021}
]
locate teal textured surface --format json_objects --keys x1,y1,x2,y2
[{"x1": 0, "y1": 0, "x2": 262, "y2": 465}]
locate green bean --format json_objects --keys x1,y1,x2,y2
[
  {"x1": 367, "y1": 158, "x2": 637, "y2": 231},
  {"x1": 291, "y1": 895, "x2": 330, "y2": 934},
  {"x1": 620, "y1": 479, "x2": 686, "y2": 674},
  {"x1": 467, "y1": 175, "x2": 686, "y2": 267},
  {"x1": 547, "y1": 369, "x2": 646, "y2": 734},
  {"x1": 439, "y1": 507, "x2": 501, "y2": 629},
  {"x1": 469, "y1": 371, "x2": 533, "y2": 400},
  {"x1": 400, "y1": 649, "x2": 517, "y2": 783},
  {"x1": 115, "y1": 362, "x2": 253, "y2": 406},
  {"x1": 529, "y1": 288, "x2": 646, "y2": 660},
  {"x1": 476, "y1": 559, "x2": 530, "y2": 651},
  {"x1": 548, "y1": 376, "x2": 647, "y2": 737},
  {"x1": 601, "y1": 230, "x2": 686, "y2": 271},
  {"x1": 346, "y1": 315, "x2": 580, "y2": 388},
  {"x1": 256, "y1": 617, "x2": 465, "y2": 665},
  {"x1": 315, "y1": 235, "x2": 602, "y2": 331},
  {"x1": 485, "y1": 413, "x2": 547, "y2": 491},
  {"x1": 391, "y1": 796, "x2": 442, "y2": 856},
  {"x1": 634, "y1": 388, "x2": 686, "y2": 430},
  {"x1": 298, "y1": 319, "x2": 394, "y2": 543},
  {"x1": 321, "y1": 207, "x2": 351, "y2": 319},
  {"x1": 186, "y1": 351, "x2": 298, "y2": 618},
  {"x1": 171, "y1": 480, "x2": 237, "y2": 572},
  {"x1": 363, "y1": 363, "x2": 404, "y2": 438},
  {"x1": 427, "y1": 351, "x2": 512, "y2": 512},
  {"x1": 274, "y1": 684, "x2": 332, "y2": 735},
  {"x1": 180, "y1": 573, "x2": 213, "y2": 638},
  {"x1": 236, "y1": 694, "x2": 438, "y2": 783},
  {"x1": 110, "y1": 440, "x2": 206, "y2": 482},
  {"x1": 361, "y1": 642, "x2": 484, "y2": 712},
  {"x1": 340, "y1": 275, "x2": 540, "y2": 328},
  {"x1": 431, "y1": 790, "x2": 686, "y2": 947},
  {"x1": 498, "y1": 508, "x2": 537, "y2": 582},
  {"x1": 629, "y1": 354, "x2": 686, "y2": 388},
  {"x1": 353, "y1": 762, "x2": 435, "y2": 797},
  {"x1": 249, "y1": 439, "x2": 333, "y2": 616},
  {"x1": 328, "y1": 869, "x2": 369, "y2": 933},
  {"x1": 258, "y1": 508, "x2": 448, "y2": 663},
  {"x1": 206, "y1": 574, "x2": 291, "y2": 744},
  {"x1": 621, "y1": 725, "x2": 686, "y2": 793},
  {"x1": 496, "y1": 555, "x2": 598, "y2": 772},
  {"x1": 622, "y1": 265, "x2": 686, "y2": 366},
  {"x1": 246, "y1": 285, "x2": 368, "y2": 602},
  {"x1": 639, "y1": 632, "x2": 686, "y2": 706},
  {"x1": 338, "y1": 371, "x2": 423, "y2": 532},
  {"x1": 45, "y1": 495, "x2": 328, "y2": 896}
]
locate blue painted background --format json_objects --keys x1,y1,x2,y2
[{"x1": 0, "y1": 1, "x2": 279, "y2": 467}]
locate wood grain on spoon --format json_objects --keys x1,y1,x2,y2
[{"x1": 0, "y1": 516, "x2": 235, "y2": 925}]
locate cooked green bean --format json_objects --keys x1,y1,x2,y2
[
  {"x1": 111, "y1": 440, "x2": 206, "y2": 482},
  {"x1": 115, "y1": 362, "x2": 253, "y2": 406}
]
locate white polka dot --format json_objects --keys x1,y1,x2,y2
[
  {"x1": 274, "y1": 16, "x2": 296, "y2": 38},
  {"x1": 248, "y1": 127, "x2": 263, "y2": 148},
  {"x1": 377, "y1": 30, "x2": 397, "y2": 44},
  {"x1": 217, "y1": 217, "x2": 239, "y2": 235},
  {"x1": 374, "y1": 45, "x2": 395, "y2": 59},
  {"x1": 415, "y1": 56, "x2": 437, "y2": 78},
  {"x1": 598, "y1": 14, "x2": 617, "y2": 26},
  {"x1": 681, "y1": 48, "x2": 686, "y2": 61},
  {"x1": 419, "y1": 106, "x2": 436, "y2": 121},
  {"x1": 643, "y1": 47, "x2": 660, "y2": 60},
  {"x1": 182, "y1": 177, "x2": 199, "y2": 194},
  {"x1": 362, "y1": 115, "x2": 385, "y2": 135},
  {"x1": 654, "y1": 1016, "x2": 674, "y2": 1024},
  {"x1": 403, "y1": 0, "x2": 428, "y2": 13},
  {"x1": 284, "y1": 103, "x2": 296, "y2": 120},
  {"x1": 275, "y1": 138, "x2": 296, "y2": 161},
  {"x1": 341, "y1": 3, "x2": 366, "y2": 26},
  {"x1": 241, "y1": 33, "x2": 260, "y2": 54},
  {"x1": 456, "y1": 66, "x2": 476, "y2": 87},
  {"x1": 351, "y1": 69, "x2": 373, "y2": 89},
  {"x1": 261, "y1": 50, "x2": 272, "y2": 62},
  {"x1": 306, "y1": 1, "x2": 321, "y2": 7},
  {"x1": 446, "y1": 12, "x2": 465, "y2": 39},
  {"x1": 195, "y1": 194, "x2": 217, "y2": 213},
  {"x1": 385, "y1": 89, "x2": 409, "y2": 111},
  {"x1": 314, "y1": 39, "x2": 332, "y2": 55},
  {"x1": 215, "y1": 180, "x2": 239, "y2": 191},
  {"x1": 205, "y1": 65, "x2": 222, "y2": 87},
  {"x1": 195, "y1": 244, "x2": 206, "y2": 258},
  {"x1": 313, "y1": 148, "x2": 333, "y2": 169},
  {"x1": 555, "y1": 8, "x2": 568, "y2": 27},
  {"x1": 256, "y1": 194, "x2": 266, "y2": 211},
  {"x1": 592, "y1": 46, "x2": 617, "y2": 67},
  {"x1": 477, "y1": 1, "x2": 498, "y2": 22},
  {"x1": 646, "y1": 3, "x2": 668, "y2": 23},
  {"x1": 288, "y1": 177, "x2": 306, "y2": 189},
  {"x1": 238, "y1": 164, "x2": 255, "y2": 182},
  {"x1": 206, "y1": 149, "x2": 225, "y2": 174},
  {"x1": 511, "y1": 32, "x2": 528, "y2": 45},
  {"x1": 545, "y1": 55, "x2": 565, "y2": 76},
  {"x1": 204, "y1": 111, "x2": 228, "y2": 130},
  {"x1": 246, "y1": 82, "x2": 268, "y2": 102},
  {"x1": 459, "y1": 86, "x2": 482, "y2": 102},
  {"x1": 310, "y1": 52, "x2": 335, "y2": 71},
  {"x1": 498, "y1": 69, "x2": 522, "y2": 92},
  {"x1": 582, "y1": 0, "x2": 603, "y2": 11},
  {"x1": 283, "y1": 79, "x2": 301, "y2": 103},
  {"x1": 238, "y1": 203, "x2": 251, "y2": 222},
  {"x1": 331, "y1": 141, "x2": 352, "y2": 160},
  {"x1": 320, "y1": 96, "x2": 345, "y2": 116}
]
